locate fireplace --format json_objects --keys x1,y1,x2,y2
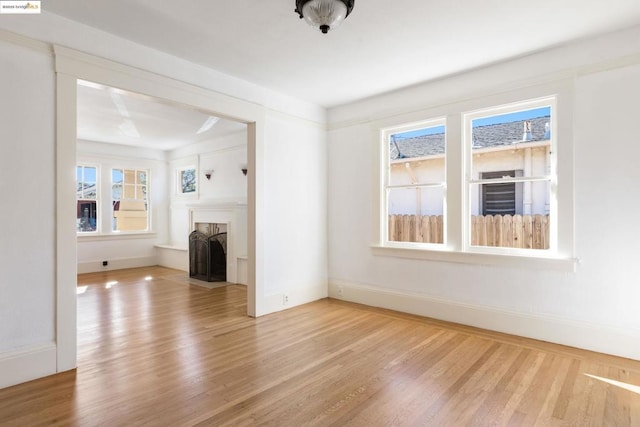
[
  {"x1": 188, "y1": 203, "x2": 245, "y2": 284},
  {"x1": 189, "y1": 224, "x2": 227, "y2": 282}
]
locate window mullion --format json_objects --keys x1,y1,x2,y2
[{"x1": 446, "y1": 113, "x2": 463, "y2": 251}]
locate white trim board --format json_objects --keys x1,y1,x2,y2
[
  {"x1": 328, "y1": 280, "x2": 640, "y2": 361},
  {"x1": 263, "y1": 283, "x2": 328, "y2": 315},
  {"x1": 77, "y1": 256, "x2": 158, "y2": 274},
  {"x1": 0, "y1": 344, "x2": 57, "y2": 389}
]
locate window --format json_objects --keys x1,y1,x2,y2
[
  {"x1": 76, "y1": 165, "x2": 98, "y2": 233},
  {"x1": 383, "y1": 120, "x2": 446, "y2": 245},
  {"x1": 466, "y1": 98, "x2": 554, "y2": 251},
  {"x1": 112, "y1": 168, "x2": 149, "y2": 232},
  {"x1": 377, "y1": 91, "x2": 570, "y2": 266},
  {"x1": 179, "y1": 167, "x2": 196, "y2": 194}
]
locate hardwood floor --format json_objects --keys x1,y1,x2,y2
[{"x1": 1, "y1": 266, "x2": 639, "y2": 426}]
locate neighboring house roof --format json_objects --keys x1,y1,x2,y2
[
  {"x1": 77, "y1": 183, "x2": 97, "y2": 199},
  {"x1": 391, "y1": 116, "x2": 550, "y2": 160}
]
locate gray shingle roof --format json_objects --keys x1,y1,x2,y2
[{"x1": 390, "y1": 116, "x2": 550, "y2": 160}]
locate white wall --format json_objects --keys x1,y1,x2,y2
[
  {"x1": 0, "y1": 40, "x2": 55, "y2": 350},
  {"x1": 0, "y1": 14, "x2": 328, "y2": 388},
  {"x1": 167, "y1": 131, "x2": 248, "y2": 249},
  {"x1": 0, "y1": 38, "x2": 58, "y2": 386},
  {"x1": 327, "y1": 27, "x2": 640, "y2": 359},
  {"x1": 163, "y1": 114, "x2": 329, "y2": 307},
  {"x1": 261, "y1": 112, "x2": 328, "y2": 310},
  {"x1": 162, "y1": 131, "x2": 249, "y2": 277},
  {"x1": 76, "y1": 140, "x2": 168, "y2": 273}
]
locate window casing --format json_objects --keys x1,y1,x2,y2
[{"x1": 376, "y1": 89, "x2": 572, "y2": 268}]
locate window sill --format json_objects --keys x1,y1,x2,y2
[
  {"x1": 370, "y1": 245, "x2": 577, "y2": 272},
  {"x1": 77, "y1": 232, "x2": 157, "y2": 242}
]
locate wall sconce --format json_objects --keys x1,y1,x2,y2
[
  {"x1": 241, "y1": 168, "x2": 248, "y2": 176},
  {"x1": 205, "y1": 170, "x2": 213, "y2": 180}
]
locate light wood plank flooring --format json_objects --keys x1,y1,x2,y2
[{"x1": 1, "y1": 266, "x2": 639, "y2": 426}]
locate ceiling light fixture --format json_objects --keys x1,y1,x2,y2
[{"x1": 295, "y1": 0, "x2": 355, "y2": 34}]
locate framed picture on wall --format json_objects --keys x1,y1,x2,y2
[{"x1": 178, "y1": 166, "x2": 197, "y2": 194}]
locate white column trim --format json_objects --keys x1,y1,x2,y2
[{"x1": 56, "y1": 72, "x2": 78, "y2": 372}]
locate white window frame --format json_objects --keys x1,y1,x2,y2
[
  {"x1": 381, "y1": 117, "x2": 447, "y2": 250},
  {"x1": 463, "y1": 96, "x2": 557, "y2": 256},
  {"x1": 76, "y1": 163, "x2": 100, "y2": 234},
  {"x1": 373, "y1": 82, "x2": 575, "y2": 271}
]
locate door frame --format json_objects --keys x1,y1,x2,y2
[{"x1": 55, "y1": 45, "x2": 264, "y2": 372}]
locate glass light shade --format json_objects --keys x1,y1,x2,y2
[{"x1": 301, "y1": 0, "x2": 348, "y2": 33}]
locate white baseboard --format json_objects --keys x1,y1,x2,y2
[
  {"x1": 77, "y1": 256, "x2": 157, "y2": 274},
  {"x1": 260, "y1": 282, "x2": 328, "y2": 317},
  {"x1": 0, "y1": 343, "x2": 57, "y2": 389},
  {"x1": 329, "y1": 280, "x2": 640, "y2": 361}
]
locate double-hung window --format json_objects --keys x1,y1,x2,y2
[
  {"x1": 383, "y1": 119, "x2": 446, "y2": 246},
  {"x1": 465, "y1": 97, "x2": 556, "y2": 252},
  {"x1": 378, "y1": 91, "x2": 570, "y2": 266}
]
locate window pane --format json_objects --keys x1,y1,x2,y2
[
  {"x1": 112, "y1": 184, "x2": 122, "y2": 201},
  {"x1": 470, "y1": 182, "x2": 550, "y2": 249},
  {"x1": 83, "y1": 167, "x2": 96, "y2": 183},
  {"x1": 387, "y1": 187, "x2": 444, "y2": 244},
  {"x1": 112, "y1": 168, "x2": 149, "y2": 232},
  {"x1": 135, "y1": 184, "x2": 145, "y2": 200},
  {"x1": 124, "y1": 170, "x2": 135, "y2": 185},
  {"x1": 76, "y1": 165, "x2": 98, "y2": 232},
  {"x1": 389, "y1": 125, "x2": 445, "y2": 185},
  {"x1": 76, "y1": 200, "x2": 97, "y2": 232},
  {"x1": 83, "y1": 183, "x2": 97, "y2": 199},
  {"x1": 471, "y1": 106, "x2": 551, "y2": 181},
  {"x1": 124, "y1": 184, "x2": 135, "y2": 199},
  {"x1": 76, "y1": 166, "x2": 97, "y2": 200},
  {"x1": 112, "y1": 169, "x2": 123, "y2": 185}
]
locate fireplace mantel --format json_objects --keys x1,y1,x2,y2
[
  {"x1": 186, "y1": 199, "x2": 247, "y2": 210},
  {"x1": 188, "y1": 202, "x2": 247, "y2": 284}
]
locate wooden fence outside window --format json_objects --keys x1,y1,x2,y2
[{"x1": 388, "y1": 214, "x2": 550, "y2": 249}]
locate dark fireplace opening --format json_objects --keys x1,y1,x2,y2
[{"x1": 189, "y1": 230, "x2": 227, "y2": 282}]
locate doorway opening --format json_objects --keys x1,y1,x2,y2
[{"x1": 56, "y1": 52, "x2": 261, "y2": 372}]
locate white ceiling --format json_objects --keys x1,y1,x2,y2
[
  {"x1": 77, "y1": 80, "x2": 246, "y2": 151},
  {"x1": 47, "y1": 1, "x2": 640, "y2": 108}
]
